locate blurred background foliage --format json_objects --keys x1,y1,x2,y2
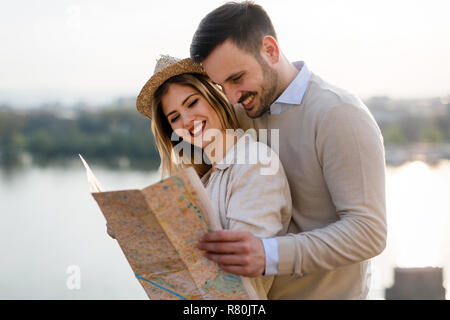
[
  {"x1": 1, "y1": 98, "x2": 449, "y2": 169},
  {"x1": 0, "y1": 106, "x2": 159, "y2": 169}
]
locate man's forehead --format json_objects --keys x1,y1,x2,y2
[{"x1": 202, "y1": 41, "x2": 250, "y2": 82}]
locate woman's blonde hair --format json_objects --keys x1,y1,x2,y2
[{"x1": 151, "y1": 73, "x2": 240, "y2": 178}]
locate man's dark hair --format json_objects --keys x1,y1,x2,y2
[{"x1": 190, "y1": 1, "x2": 277, "y2": 63}]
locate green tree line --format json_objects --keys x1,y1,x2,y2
[
  {"x1": 0, "y1": 105, "x2": 449, "y2": 168},
  {"x1": 379, "y1": 114, "x2": 450, "y2": 146},
  {"x1": 0, "y1": 107, "x2": 160, "y2": 168}
]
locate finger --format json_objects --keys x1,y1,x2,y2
[
  {"x1": 200, "y1": 230, "x2": 249, "y2": 242},
  {"x1": 204, "y1": 253, "x2": 248, "y2": 266},
  {"x1": 198, "y1": 240, "x2": 250, "y2": 254}
]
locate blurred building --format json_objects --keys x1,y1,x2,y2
[{"x1": 385, "y1": 267, "x2": 446, "y2": 300}]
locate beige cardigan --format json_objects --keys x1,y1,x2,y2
[
  {"x1": 201, "y1": 133, "x2": 292, "y2": 299},
  {"x1": 236, "y1": 73, "x2": 387, "y2": 299}
]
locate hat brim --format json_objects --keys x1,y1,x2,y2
[{"x1": 136, "y1": 58, "x2": 206, "y2": 120}]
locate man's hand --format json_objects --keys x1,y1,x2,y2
[{"x1": 197, "y1": 230, "x2": 266, "y2": 277}]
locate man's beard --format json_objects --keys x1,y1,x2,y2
[{"x1": 250, "y1": 57, "x2": 279, "y2": 118}]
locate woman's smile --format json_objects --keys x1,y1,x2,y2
[{"x1": 190, "y1": 120, "x2": 206, "y2": 137}]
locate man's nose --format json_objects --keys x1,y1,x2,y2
[{"x1": 222, "y1": 84, "x2": 241, "y2": 105}]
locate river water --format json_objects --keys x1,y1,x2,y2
[{"x1": 1, "y1": 160, "x2": 449, "y2": 299}]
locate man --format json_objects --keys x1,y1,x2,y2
[{"x1": 191, "y1": 1, "x2": 387, "y2": 299}]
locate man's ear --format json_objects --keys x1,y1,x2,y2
[{"x1": 260, "y1": 36, "x2": 280, "y2": 64}]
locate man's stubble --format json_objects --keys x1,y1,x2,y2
[{"x1": 250, "y1": 55, "x2": 279, "y2": 119}]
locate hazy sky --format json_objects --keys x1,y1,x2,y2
[{"x1": 1, "y1": 0, "x2": 450, "y2": 106}]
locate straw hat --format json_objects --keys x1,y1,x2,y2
[{"x1": 136, "y1": 55, "x2": 206, "y2": 120}]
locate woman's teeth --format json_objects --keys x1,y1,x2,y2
[{"x1": 192, "y1": 121, "x2": 204, "y2": 136}]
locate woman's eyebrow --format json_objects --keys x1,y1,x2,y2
[
  {"x1": 165, "y1": 93, "x2": 199, "y2": 118},
  {"x1": 165, "y1": 110, "x2": 177, "y2": 118},
  {"x1": 182, "y1": 93, "x2": 198, "y2": 105}
]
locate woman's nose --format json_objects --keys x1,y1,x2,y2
[{"x1": 182, "y1": 111, "x2": 195, "y2": 129}]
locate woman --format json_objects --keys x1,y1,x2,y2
[{"x1": 136, "y1": 55, "x2": 292, "y2": 299}]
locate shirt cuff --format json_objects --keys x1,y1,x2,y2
[{"x1": 261, "y1": 237, "x2": 279, "y2": 276}]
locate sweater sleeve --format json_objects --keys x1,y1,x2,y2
[
  {"x1": 276, "y1": 103, "x2": 387, "y2": 276},
  {"x1": 225, "y1": 142, "x2": 292, "y2": 238},
  {"x1": 225, "y1": 142, "x2": 292, "y2": 299}
]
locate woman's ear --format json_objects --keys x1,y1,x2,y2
[{"x1": 260, "y1": 36, "x2": 280, "y2": 65}]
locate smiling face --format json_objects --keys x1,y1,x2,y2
[
  {"x1": 202, "y1": 39, "x2": 279, "y2": 118},
  {"x1": 161, "y1": 83, "x2": 223, "y2": 149}
]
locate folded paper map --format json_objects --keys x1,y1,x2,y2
[{"x1": 79, "y1": 155, "x2": 258, "y2": 300}]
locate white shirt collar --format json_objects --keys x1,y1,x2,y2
[{"x1": 269, "y1": 61, "x2": 312, "y2": 115}]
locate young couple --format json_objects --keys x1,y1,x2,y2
[{"x1": 135, "y1": 1, "x2": 387, "y2": 300}]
